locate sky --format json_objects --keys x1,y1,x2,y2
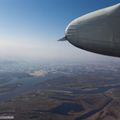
[{"x1": 0, "y1": 0, "x2": 120, "y2": 62}]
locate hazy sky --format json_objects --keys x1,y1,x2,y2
[{"x1": 0, "y1": 0, "x2": 120, "y2": 62}]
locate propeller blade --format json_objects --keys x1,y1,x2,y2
[{"x1": 58, "y1": 37, "x2": 67, "y2": 41}]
